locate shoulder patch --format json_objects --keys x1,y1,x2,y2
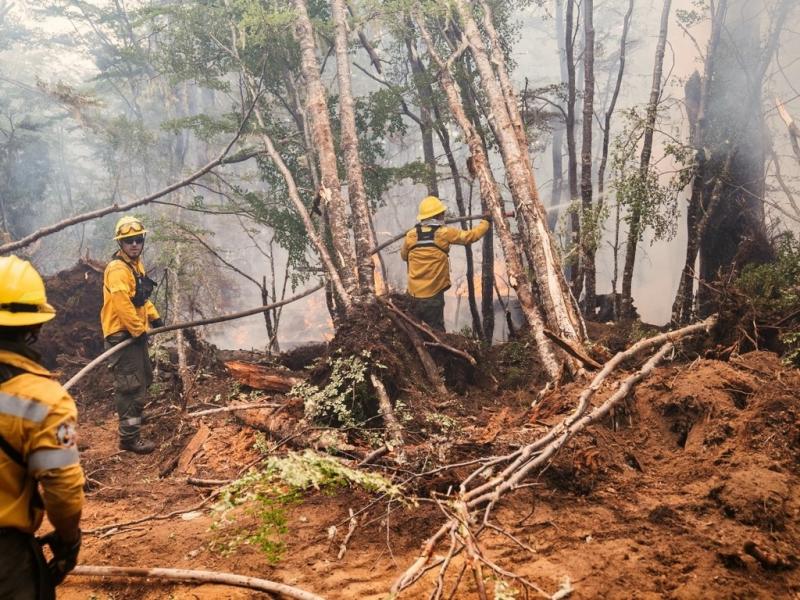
[{"x1": 56, "y1": 420, "x2": 77, "y2": 448}]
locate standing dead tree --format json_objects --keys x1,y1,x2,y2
[{"x1": 390, "y1": 315, "x2": 717, "y2": 598}]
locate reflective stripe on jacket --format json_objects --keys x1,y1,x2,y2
[
  {"x1": 0, "y1": 350, "x2": 84, "y2": 533},
  {"x1": 101, "y1": 252, "x2": 160, "y2": 338},
  {"x1": 400, "y1": 219, "x2": 490, "y2": 298}
]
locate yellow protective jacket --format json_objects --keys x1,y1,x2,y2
[
  {"x1": 101, "y1": 251, "x2": 160, "y2": 338},
  {"x1": 400, "y1": 219, "x2": 490, "y2": 298},
  {"x1": 0, "y1": 348, "x2": 85, "y2": 533}
]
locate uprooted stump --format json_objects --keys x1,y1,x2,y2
[{"x1": 283, "y1": 298, "x2": 489, "y2": 451}]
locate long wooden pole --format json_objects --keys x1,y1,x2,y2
[
  {"x1": 63, "y1": 283, "x2": 324, "y2": 391},
  {"x1": 71, "y1": 565, "x2": 324, "y2": 600}
]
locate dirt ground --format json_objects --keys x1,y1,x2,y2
[
  {"x1": 37, "y1": 264, "x2": 800, "y2": 599},
  {"x1": 53, "y1": 347, "x2": 798, "y2": 600}
]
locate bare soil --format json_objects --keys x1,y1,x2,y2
[{"x1": 39, "y1": 266, "x2": 800, "y2": 599}]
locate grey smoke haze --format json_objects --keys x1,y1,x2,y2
[{"x1": 3, "y1": 0, "x2": 800, "y2": 349}]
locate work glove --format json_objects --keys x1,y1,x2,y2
[
  {"x1": 482, "y1": 212, "x2": 493, "y2": 222},
  {"x1": 134, "y1": 332, "x2": 148, "y2": 345},
  {"x1": 150, "y1": 318, "x2": 164, "y2": 329},
  {"x1": 39, "y1": 530, "x2": 81, "y2": 585}
]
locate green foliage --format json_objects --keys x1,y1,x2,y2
[
  {"x1": 736, "y1": 234, "x2": 800, "y2": 314},
  {"x1": 289, "y1": 350, "x2": 384, "y2": 428},
  {"x1": 213, "y1": 449, "x2": 408, "y2": 561},
  {"x1": 611, "y1": 109, "x2": 692, "y2": 243},
  {"x1": 264, "y1": 450, "x2": 406, "y2": 498},
  {"x1": 780, "y1": 332, "x2": 800, "y2": 368},
  {"x1": 493, "y1": 578, "x2": 520, "y2": 600},
  {"x1": 736, "y1": 234, "x2": 800, "y2": 366},
  {"x1": 424, "y1": 412, "x2": 456, "y2": 434}
]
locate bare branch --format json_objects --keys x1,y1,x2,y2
[{"x1": 0, "y1": 98, "x2": 260, "y2": 255}]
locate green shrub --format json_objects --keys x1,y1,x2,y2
[{"x1": 289, "y1": 350, "x2": 384, "y2": 427}]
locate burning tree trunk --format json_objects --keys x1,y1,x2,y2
[
  {"x1": 695, "y1": 0, "x2": 792, "y2": 313},
  {"x1": 415, "y1": 17, "x2": 563, "y2": 379},
  {"x1": 672, "y1": 0, "x2": 792, "y2": 322},
  {"x1": 293, "y1": 0, "x2": 358, "y2": 303},
  {"x1": 457, "y1": 0, "x2": 584, "y2": 343},
  {"x1": 670, "y1": 13, "x2": 722, "y2": 326},
  {"x1": 331, "y1": 0, "x2": 376, "y2": 297},
  {"x1": 620, "y1": 0, "x2": 672, "y2": 318},
  {"x1": 577, "y1": 0, "x2": 596, "y2": 314}
]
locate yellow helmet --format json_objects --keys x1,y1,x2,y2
[
  {"x1": 416, "y1": 196, "x2": 447, "y2": 221},
  {"x1": 113, "y1": 215, "x2": 147, "y2": 240},
  {"x1": 0, "y1": 256, "x2": 56, "y2": 327}
]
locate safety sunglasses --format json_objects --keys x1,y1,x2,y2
[
  {"x1": 121, "y1": 235, "x2": 145, "y2": 245},
  {"x1": 118, "y1": 222, "x2": 144, "y2": 236}
]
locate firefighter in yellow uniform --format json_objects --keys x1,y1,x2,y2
[
  {"x1": 0, "y1": 256, "x2": 85, "y2": 599},
  {"x1": 101, "y1": 216, "x2": 163, "y2": 454},
  {"x1": 400, "y1": 196, "x2": 491, "y2": 331}
]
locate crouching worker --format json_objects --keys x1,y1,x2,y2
[
  {"x1": 0, "y1": 256, "x2": 85, "y2": 599},
  {"x1": 400, "y1": 196, "x2": 491, "y2": 331},
  {"x1": 101, "y1": 216, "x2": 163, "y2": 455}
]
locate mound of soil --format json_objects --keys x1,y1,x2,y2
[
  {"x1": 38, "y1": 259, "x2": 106, "y2": 373},
  {"x1": 50, "y1": 288, "x2": 800, "y2": 600}
]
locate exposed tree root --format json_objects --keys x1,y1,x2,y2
[
  {"x1": 381, "y1": 299, "x2": 477, "y2": 366},
  {"x1": 384, "y1": 310, "x2": 448, "y2": 396},
  {"x1": 186, "y1": 402, "x2": 280, "y2": 418},
  {"x1": 390, "y1": 316, "x2": 717, "y2": 598},
  {"x1": 370, "y1": 373, "x2": 405, "y2": 453},
  {"x1": 70, "y1": 565, "x2": 324, "y2": 600}
]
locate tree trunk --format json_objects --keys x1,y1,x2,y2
[
  {"x1": 598, "y1": 0, "x2": 634, "y2": 317},
  {"x1": 480, "y1": 224, "x2": 495, "y2": 343},
  {"x1": 565, "y1": 0, "x2": 579, "y2": 279},
  {"x1": 696, "y1": 0, "x2": 792, "y2": 314},
  {"x1": 672, "y1": 0, "x2": 793, "y2": 322},
  {"x1": 432, "y1": 105, "x2": 485, "y2": 339},
  {"x1": 293, "y1": 0, "x2": 358, "y2": 302},
  {"x1": 550, "y1": 0, "x2": 568, "y2": 229},
  {"x1": 577, "y1": 0, "x2": 595, "y2": 314},
  {"x1": 331, "y1": 0, "x2": 376, "y2": 297},
  {"x1": 458, "y1": 0, "x2": 584, "y2": 344},
  {"x1": 416, "y1": 17, "x2": 563, "y2": 380},
  {"x1": 620, "y1": 0, "x2": 672, "y2": 318},
  {"x1": 405, "y1": 27, "x2": 439, "y2": 198},
  {"x1": 597, "y1": 0, "x2": 634, "y2": 217}
]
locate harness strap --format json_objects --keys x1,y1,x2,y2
[
  {"x1": 408, "y1": 224, "x2": 448, "y2": 255},
  {"x1": 106, "y1": 257, "x2": 156, "y2": 308}
]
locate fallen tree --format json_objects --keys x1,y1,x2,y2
[
  {"x1": 390, "y1": 315, "x2": 717, "y2": 598},
  {"x1": 70, "y1": 565, "x2": 324, "y2": 600}
]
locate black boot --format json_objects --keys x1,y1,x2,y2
[{"x1": 119, "y1": 438, "x2": 156, "y2": 454}]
